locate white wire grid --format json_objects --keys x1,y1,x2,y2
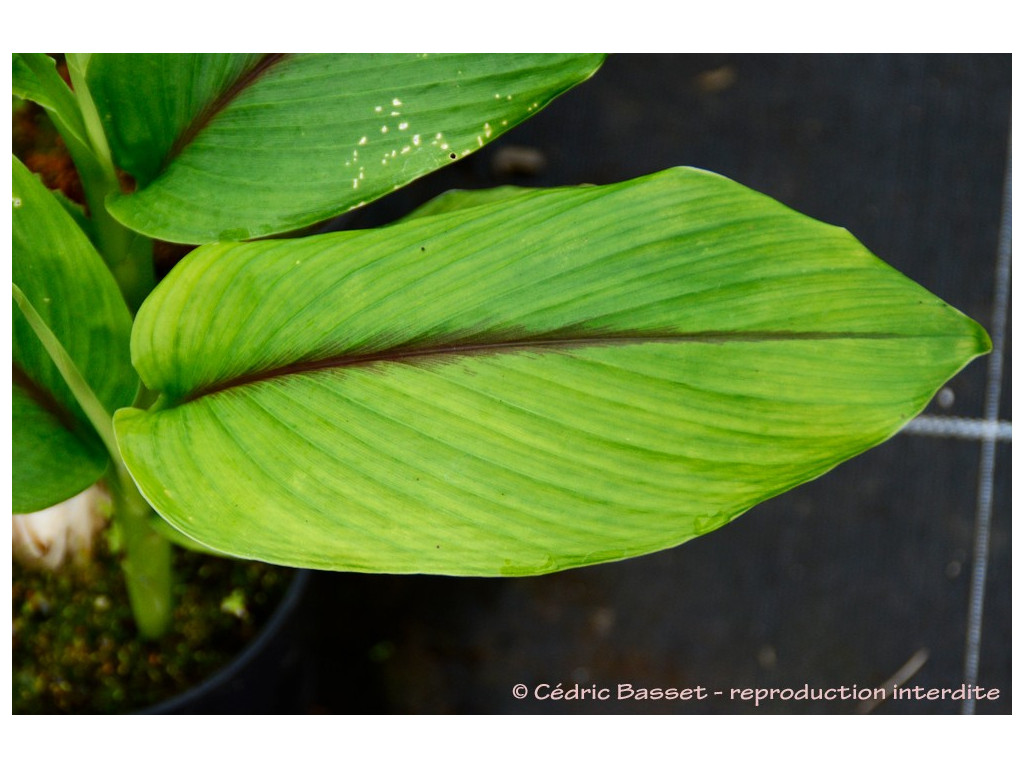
[{"x1": 896, "y1": 142, "x2": 1011, "y2": 715}]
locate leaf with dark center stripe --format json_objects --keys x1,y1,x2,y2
[
  {"x1": 113, "y1": 168, "x2": 989, "y2": 573},
  {"x1": 86, "y1": 53, "x2": 606, "y2": 244}
]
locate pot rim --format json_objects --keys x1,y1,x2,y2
[{"x1": 135, "y1": 567, "x2": 311, "y2": 714}]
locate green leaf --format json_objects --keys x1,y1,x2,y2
[
  {"x1": 12, "y1": 156, "x2": 138, "y2": 512},
  {"x1": 114, "y1": 168, "x2": 990, "y2": 574},
  {"x1": 50, "y1": 187, "x2": 94, "y2": 238},
  {"x1": 87, "y1": 53, "x2": 606, "y2": 244},
  {"x1": 13, "y1": 284, "x2": 120, "y2": 460},
  {"x1": 12, "y1": 53, "x2": 89, "y2": 150}
]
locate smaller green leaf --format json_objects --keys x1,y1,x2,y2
[
  {"x1": 12, "y1": 155, "x2": 138, "y2": 512},
  {"x1": 12, "y1": 383, "x2": 103, "y2": 514},
  {"x1": 47, "y1": 187, "x2": 93, "y2": 240},
  {"x1": 88, "y1": 53, "x2": 605, "y2": 243},
  {"x1": 12, "y1": 53, "x2": 88, "y2": 150},
  {"x1": 13, "y1": 284, "x2": 118, "y2": 459}
]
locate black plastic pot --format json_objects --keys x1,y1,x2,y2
[{"x1": 137, "y1": 568, "x2": 313, "y2": 714}]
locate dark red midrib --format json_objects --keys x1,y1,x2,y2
[
  {"x1": 13, "y1": 363, "x2": 81, "y2": 434},
  {"x1": 179, "y1": 330, "x2": 906, "y2": 405},
  {"x1": 163, "y1": 54, "x2": 289, "y2": 171}
]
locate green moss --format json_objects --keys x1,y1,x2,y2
[{"x1": 13, "y1": 539, "x2": 289, "y2": 714}]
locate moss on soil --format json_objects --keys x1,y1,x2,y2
[{"x1": 13, "y1": 539, "x2": 290, "y2": 714}]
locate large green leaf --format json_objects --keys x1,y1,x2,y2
[
  {"x1": 12, "y1": 156, "x2": 138, "y2": 511},
  {"x1": 114, "y1": 168, "x2": 989, "y2": 574},
  {"x1": 87, "y1": 53, "x2": 605, "y2": 244}
]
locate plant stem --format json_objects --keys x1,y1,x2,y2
[{"x1": 108, "y1": 462, "x2": 174, "y2": 640}]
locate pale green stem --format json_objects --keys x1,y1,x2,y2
[
  {"x1": 64, "y1": 55, "x2": 112, "y2": 173},
  {"x1": 64, "y1": 54, "x2": 155, "y2": 311},
  {"x1": 108, "y1": 463, "x2": 174, "y2": 639}
]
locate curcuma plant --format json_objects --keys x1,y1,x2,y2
[{"x1": 12, "y1": 53, "x2": 990, "y2": 639}]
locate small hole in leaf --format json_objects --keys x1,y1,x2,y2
[{"x1": 449, "y1": 152, "x2": 457, "y2": 159}]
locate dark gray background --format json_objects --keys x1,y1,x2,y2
[{"x1": 299, "y1": 54, "x2": 1011, "y2": 714}]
